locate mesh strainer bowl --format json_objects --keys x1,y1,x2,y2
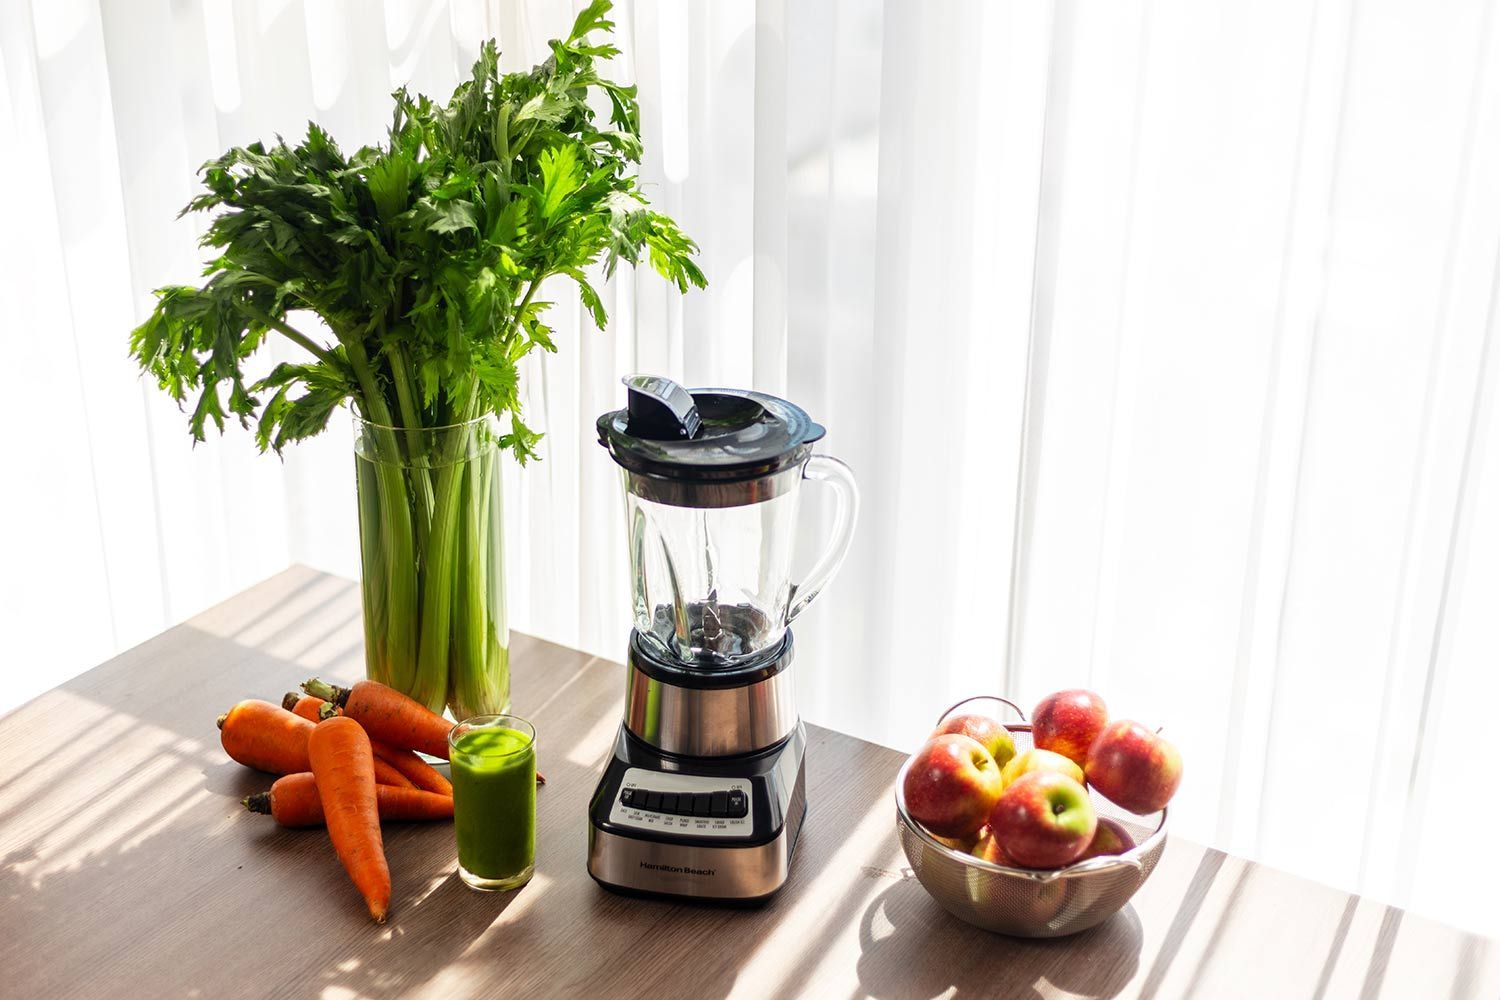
[{"x1": 895, "y1": 697, "x2": 1168, "y2": 938}]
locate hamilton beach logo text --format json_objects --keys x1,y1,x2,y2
[{"x1": 640, "y1": 860, "x2": 716, "y2": 877}]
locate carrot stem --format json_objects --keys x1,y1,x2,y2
[{"x1": 301, "y1": 678, "x2": 347, "y2": 706}]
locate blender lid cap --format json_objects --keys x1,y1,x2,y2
[
  {"x1": 598, "y1": 374, "x2": 826, "y2": 483},
  {"x1": 621, "y1": 374, "x2": 702, "y2": 440}
]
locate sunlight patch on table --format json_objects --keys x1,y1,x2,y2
[
  {"x1": 25, "y1": 749, "x2": 205, "y2": 879},
  {"x1": 239, "y1": 575, "x2": 355, "y2": 653},
  {"x1": 409, "y1": 873, "x2": 557, "y2": 999},
  {"x1": 725, "y1": 776, "x2": 903, "y2": 1000},
  {"x1": 294, "y1": 617, "x2": 367, "y2": 672},
  {"x1": 193, "y1": 568, "x2": 337, "y2": 640},
  {"x1": 526, "y1": 662, "x2": 596, "y2": 721},
  {"x1": 0, "y1": 700, "x2": 134, "y2": 811},
  {"x1": 0, "y1": 688, "x2": 214, "y2": 881},
  {"x1": 566, "y1": 707, "x2": 626, "y2": 766}
]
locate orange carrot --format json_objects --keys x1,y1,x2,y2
[
  {"x1": 283, "y1": 691, "x2": 328, "y2": 723},
  {"x1": 370, "y1": 744, "x2": 453, "y2": 796},
  {"x1": 370, "y1": 755, "x2": 414, "y2": 789},
  {"x1": 286, "y1": 692, "x2": 452, "y2": 796},
  {"x1": 218, "y1": 699, "x2": 413, "y2": 789},
  {"x1": 243, "y1": 772, "x2": 453, "y2": 828},
  {"x1": 308, "y1": 716, "x2": 391, "y2": 923},
  {"x1": 218, "y1": 700, "x2": 315, "y2": 775},
  {"x1": 303, "y1": 678, "x2": 453, "y2": 759}
]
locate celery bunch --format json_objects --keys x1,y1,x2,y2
[{"x1": 131, "y1": 1, "x2": 703, "y2": 713}]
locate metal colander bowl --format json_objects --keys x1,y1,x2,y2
[{"x1": 895, "y1": 697, "x2": 1168, "y2": 938}]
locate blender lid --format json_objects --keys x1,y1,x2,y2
[{"x1": 597, "y1": 374, "x2": 826, "y2": 483}]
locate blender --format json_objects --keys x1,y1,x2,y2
[{"x1": 586, "y1": 375, "x2": 859, "y2": 900}]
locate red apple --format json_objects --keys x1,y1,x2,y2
[
  {"x1": 903, "y1": 734, "x2": 1004, "y2": 838},
  {"x1": 987, "y1": 771, "x2": 1097, "y2": 869},
  {"x1": 1085, "y1": 720, "x2": 1182, "y2": 814},
  {"x1": 1032, "y1": 689, "x2": 1109, "y2": 766},
  {"x1": 1075, "y1": 817, "x2": 1137, "y2": 862},
  {"x1": 1000, "y1": 747, "x2": 1084, "y2": 789},
  {"x1": 969, "y1": 827, "x2": 1018, "y2": 867},
  {"x1": 932, "y1": 713, "x2": 1017, "y2": 769}
]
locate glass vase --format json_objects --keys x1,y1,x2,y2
[{"x1": 354, "y1": 414, "x2": 509, "y2": 719}]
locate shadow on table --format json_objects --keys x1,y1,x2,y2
[{"x1": 855, "y1": 877, "x2": 1143, "y2": 999}]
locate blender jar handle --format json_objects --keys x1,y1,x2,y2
[{"x1": 786, "y1": 455, "x2": 860, "y2": 625}]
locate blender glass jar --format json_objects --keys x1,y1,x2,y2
[{"x1": 599, "y1": 377, "x2": 859, "y2": 668}]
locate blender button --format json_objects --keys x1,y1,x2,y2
[
  {"x1": 710, "y1": 791, "x2": 729, "y2": 817},
  {"x1": 693, "y1": 794, "x2": 712, "y2": 817},
  {"x1": 660, "y1": 792, "x2": 678, "y2": 813},
  {"x1": 727, "y1": 789, "x2": 748, "y2": 817},
  {"x1": 620, "y1": 788, "x2": 637, "y2": 808},
  {"x1": 644, "y1": 790, "x2": 663, "y2": 811},
  {"x1": 674, "y1": 793, "x2": 694, "y2": 815}
]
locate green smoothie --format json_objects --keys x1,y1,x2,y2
[{"x1": 450, "y1": 719, "x2": 536, "y2": 889}]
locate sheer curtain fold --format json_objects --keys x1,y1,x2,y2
[{"x1": 4, "y1": 0, "x2": 1499, "y2": 937}]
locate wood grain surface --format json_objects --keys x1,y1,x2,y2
[{"x1": 0, "y1": 567, "x2": 1494, "y2": 999}]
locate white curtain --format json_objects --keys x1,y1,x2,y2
[{"x1": 5, "y1": 0, "x2": 1500, "y2": 938}]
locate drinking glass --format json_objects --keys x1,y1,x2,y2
[{"x1": 449, "y1": 714, "x2": 536, "y2": 890}]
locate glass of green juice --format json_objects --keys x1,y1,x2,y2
[{"x1": 449, "y1": 714, "x2": 537, "y2": 891}]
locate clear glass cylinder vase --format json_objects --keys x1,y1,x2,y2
[{"x1": 354, "y1": 414, "x2": 509, "y2": 718}]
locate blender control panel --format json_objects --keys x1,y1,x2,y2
[{"x1": 609, "y1": 768, "x2": 753, "y2": 838}]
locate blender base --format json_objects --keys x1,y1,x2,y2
[{"x1": 586, "y1": 724, "x2": 807, "y2": 902}]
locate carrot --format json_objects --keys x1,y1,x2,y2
[
  {"x1": 281, "y1": 692, "x2": 420, "y2": 789},
  {"x1": 303, "y1": 678, "x2": 453, "y2": 760},
  {"x1": 244, "y1": 773, "x2": 453, "y2": 828},
  {"x1": 371, "y1": 744, "x2": 453, "y2": 796},
  {"x1": 283, "y1": 691, "x2": 328, "y2": 723},
  {"x1": 287, "y1": 691, "x2": 453, "y2": 796},
  {"x1": 217, "y1": 699, "x2": 414, "y2": 789},
  {"x1": 308, "y1": 716, "x2": 391, "y2": 923},
  {"x1": 218, "y1": 700, "x2": 315, "y2": 775}
]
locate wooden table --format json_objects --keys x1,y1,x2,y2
[{"x1": 1, "y1": 567, "x2": 1495, "y2": 999}]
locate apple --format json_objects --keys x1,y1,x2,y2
[
  {"x1": 987, "y1": 771, "x2": 1097, "y2": 869},
  {"x1": 1032, "y1": 689, "x2": 1109, "y2": 766},
  {"x1": 903, "y1": 734, "x2": 1004, "y2": 838},
  {"x1": 1085, "y1": 720, "x2": 1182, "y2": 814},
  {"x1": 932, "y1": 713, "x2": 1017, "y2": 769},
  {"x1": 969, "y1": 827, "x2": 1018, "y2": 867},
  {"x1": 932, "y1": 831, "x2": 981, "y2": 854},
  {"x1": 1000, "y1": 747, "x2": 1084, "y2": 789},
  {"x1": 1075, "y1": 817, "x2": 1136, "y2": 862}
]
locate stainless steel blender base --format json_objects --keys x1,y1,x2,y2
[
  {"x1": 588, "y1": 768, "x2": 805, "y2": 900},
  {"x1": 587, "y1": 725, "x2": 807, "y2": 901}
]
